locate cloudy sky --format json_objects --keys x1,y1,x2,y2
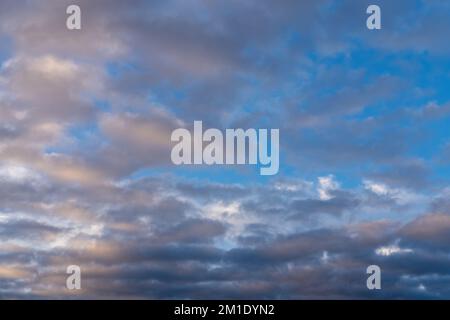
[{"x1": 1, "y1": 0, "x2": 450, "y2": 299}]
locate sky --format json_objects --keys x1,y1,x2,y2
[{"x1": 0, "y1": 0, "x2": 450, "y2": 299}]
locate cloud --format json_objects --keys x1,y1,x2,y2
[
  {"x1": 0, "y1": 0, "x2": 450, "y2": 299},
  {"x1": 375, "y1": 245, "x2": 413, "y2": 256}
]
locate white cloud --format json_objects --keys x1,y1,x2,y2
[
  {"x1": 418, "y1": 284, "x2": 427, "y2": 291},
  {"x1": 375, "y1": 244, "x2": 413, "y2": 256},
  {"x1": 30, "y1": 56, "x2": 78, "y2": 78},
  {"x1": 274, "y1": 180, "x2": 314, "y2": 193},
  {"x1": 0, "y1": 164, "x2": 44, "y2": 186},
  {"x1": 317, "y1": 175, "x2": 339, "y2": 200},
  {"x1": 364, "y1": 180, "x2": 389, "y2": 196},
  {"x1": 363, "y1": 180, "x2": 423, "y2": 205},
  {"x1": 321, "y1": 251, "x2": 329, "y2": 264}
]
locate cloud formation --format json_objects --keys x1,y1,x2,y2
[{"x1": 0, "y1": 0, "x2": 450, "y2": 299}]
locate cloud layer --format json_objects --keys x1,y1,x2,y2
[{"x1": 1, "y1": 0, "x2": 450, "y2": 299}]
